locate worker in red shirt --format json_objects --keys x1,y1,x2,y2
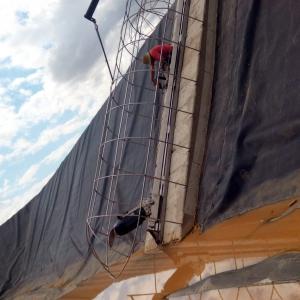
[{"x1": 143, "y1": 43, "x2": 173, "y2": 87}]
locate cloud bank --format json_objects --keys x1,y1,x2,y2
[{"x1": 0, "y1": 0, "x2": 126, "y2": 225}]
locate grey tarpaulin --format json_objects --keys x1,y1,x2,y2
[
  {"x1": 169, "y1": 252, "x2": 300, "y2": 298},
  {"x1": 198, "y1": 0, "x2": 300, "y2": 229},
  {"x1": 0, "y1": 14, "x2": 173, "y2": 300}
]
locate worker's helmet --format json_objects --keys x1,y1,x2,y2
[{"x1": 143, "y1": 52, "x2": 151, "y2": 64}]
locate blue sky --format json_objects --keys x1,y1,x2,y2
[{"x1": 0, "y1": 0, "x2": 126, "y2": 225}]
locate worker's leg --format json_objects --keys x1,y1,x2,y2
[{"x1": 108, "y1": 228, "x2": 116, "y2": 248}]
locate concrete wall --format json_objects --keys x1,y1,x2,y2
[{"x1": 162, "y1": 0, "x2": 218, "y2": 243}]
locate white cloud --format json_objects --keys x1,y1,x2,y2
[
  {"x1": 18, "y1": 163, "x2": 40, "y2": 186},
  {"x1": 9, "y1": 70, "x2": 43, "y2": 90},
  {"x1": 0, "y1": 135, "x2": 78, "y2": 225},
  {"x1": 34, "y1": 118, "x2": 85, "y2": 150},
  {"x1": 0, "y1": 86, "x2": 7, "y2": 96},
  {"x1": 19, "y1": 88, "x2": 33, "y2": 97},
  {"x1": 0, "y1": 0, "x2": 126, "y2": 154},
  {"x1": 42, "y1": 136, "x2": 78, "y2": 165},
  {"x1": 48, "y1": 0, "x2": 125, "y2": 82},
  {"x1": 0, "y1": 0, "x2": 59, "y2": 67},
  {"x1": 0, "y1": 114, "x2": 89, "y2": 168},
  {"x1": 0, "y1": 179, "x2": 10, "y2": 195},
  {"x1": 0, "y1": 103, "x2": 20, "y2": 146},
  {"x1": 0, "y1": 173, "x2": 52, "y2": 225},
  {"x1": 0, "y1": 137, "x2": 31, "y2": 165}
]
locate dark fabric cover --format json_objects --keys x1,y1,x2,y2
[
  {"x1": 0, "y1": 14, "x2": 173, "y2": 300},
  {"x1": 198, "y1": 0, "x2": 300, "y2": 229},
  {"x1": 170, "y1": 252, "x2": 300, "y2": 297}
]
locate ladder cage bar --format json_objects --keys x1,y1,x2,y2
[{"x1": 86, "y1": 0, "x2": 194, "y2": 279}]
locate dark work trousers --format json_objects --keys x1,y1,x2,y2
[{"x1": 114, "y1": 207, "x2": 147, "y2": 236}]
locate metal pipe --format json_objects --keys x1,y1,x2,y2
[
  {"x1": 94, "y1": 23, "x2": 114, "y2": 80},
  {"x1": 84, "y1": 0, "x2": 100, "y2": 22}
]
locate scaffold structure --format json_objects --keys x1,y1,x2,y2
[{"x1": 85, "y1": 0, "x2": 197, "y2": 279}]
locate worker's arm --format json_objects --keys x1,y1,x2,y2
[{"x1": 150, "y1": 62, "x2": 157, "y2": 86}]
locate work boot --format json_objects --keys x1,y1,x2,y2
[{"x1": 142, "y1": 198, "x2": 155, "y2": 216}]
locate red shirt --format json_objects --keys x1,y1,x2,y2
[{"x1": 149, "y1": 44, "x2": 173, "y2": 62}]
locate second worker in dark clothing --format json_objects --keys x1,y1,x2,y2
[
  {"x1": 108, "y1": 202, "x2": 153, "y2": 247},
  {"x1": 114, "y1": 207, "x2": 147, "y2": 235}
]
